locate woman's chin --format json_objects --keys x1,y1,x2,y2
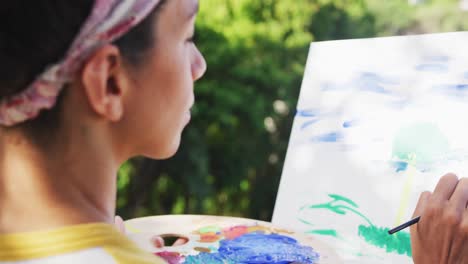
[{"x1": 144, "y1": 136, "x2": 182, "y2": 160}]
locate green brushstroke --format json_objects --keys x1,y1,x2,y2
[
  {"x1": 306, "y1": 229, "x2": 339, "y2": 238},
  {"x1": 297, "y1": 217, "x2": 315, "y2": 226},
  {"x1": 305, "y1": 228, "x2": 383, "y2": 258},
  {"x1": 358, "y1": 225, "x2": 411, "y2": 257},
  {"x1": 301, "y1": 194, "x2": 412, "y2": 258},
  {"x1": 392, "y1": 122, "x2": 449, "y2": 166},
  {"x1": 302, "y1": 194, "x2": 374, "y2": 226},
  {"x1": 329, "y1": 194, "x2": 359, "y2": 208}
]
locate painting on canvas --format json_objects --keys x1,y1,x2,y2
[{"x1": 273, "y1": 32, "x2": 468, "y2": 263}]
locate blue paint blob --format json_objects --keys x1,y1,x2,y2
[
  {"x1": 220, "y1": 233, "x2": 320, "y2": 263},
  {"x1": 415, "y1": 64, "x2": 448, "y2": 73},
  {"x1": 184, "y1": 253, "x2": 233, "y2": 264},
  {"x1": 184, "y1": 233, "x2": 320, "y2": 264},
  {"x1": 312, "y1": 132, "x2": 343, "y2": 143}
]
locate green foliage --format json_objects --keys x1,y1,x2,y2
[
  {"x1": 367, "y1": 0, "x2": 468, "y2": 35},
  {"x1": 117, "y1": 0, "x2": 468, "y2": 221}
]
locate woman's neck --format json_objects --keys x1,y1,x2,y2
[{"x1": 0, "y1": 126, "x2": 120, "y2": 234}]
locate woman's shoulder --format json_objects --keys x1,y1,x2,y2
[{"x1": 0, "y1": 223, "x2": 165, "y2": 264}]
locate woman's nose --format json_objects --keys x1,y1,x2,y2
[{"x1": 192, "y1": 46, "x2": 207, "y2": 81}]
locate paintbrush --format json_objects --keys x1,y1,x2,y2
[{"x1": 388, "y1": 216, "x2": 420, "y2": 235}]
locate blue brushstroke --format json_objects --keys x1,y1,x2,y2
[
  {"x1": 445, "y1": 84, "x2": 468, "y2": 91},
  {"x1": 343, "y1": 120, "x2": 357, "y2": 128},
  {"x1": 424, "y1": 55, "x2": 450, "y2": 63},
  {"x1": 391, "y1": 161, "x2": 409, "y2": 173},
  {"x1": 321, "y1": 82, "x2": 349, "y2": 91},
  {"x1": 301, "y1": 119, "x2": 319, "y2": 130},
  {"x1": 353, "y1": 72, "x2": 397, "y2": 94},
  {"x1": 184, "y1": 233, "x2": 320, "y2": 264},
  {"x1": 388, "y1": 99, "x2": 409, "y2": 110},
  {"x1": 415, "y1": 64, "x2": 448, "y2": 73},
  {"x1": 312, "y1": 132, "x2": 343, "y2": 143},
  {"x1": 296, "y1": 109, "x2": 318, "y2": 118},
  {"x1": 321, "y1": 83, "x2": 335, "y2": 91},
  {"x1": 322, "y1": 72, "x2": 398, "y2": 93},
  {"x1": 360, "y1": 72, "x2": 398, "y2": 85},
  {"x1": 434, "y1": 83, "x2": 468, "y2": 99},
  {"x1": 464, "y1": 72, "x2": 468, "y2": 80}
]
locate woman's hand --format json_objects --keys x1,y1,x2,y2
[
  {"x1": 411, "y1": 173, "x2": 468, "y2": 263},
  {"x1": 114, "y1": 215, "x2": 127, "y2": 234}
]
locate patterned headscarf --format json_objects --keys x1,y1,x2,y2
[{"x1": 0, "y1": 0, "x2": 161, "y2": 126}]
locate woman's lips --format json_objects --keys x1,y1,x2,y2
[
  {"x1": 185, "y1": 98, "x2": 194, "y2": 124},
  {"x1": 184, "y1": 110, "x2": 191, "y2": 124}
]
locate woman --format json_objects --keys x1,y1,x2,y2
[
  {"x1": 0, "y1": 0, "x2": 204, "y2": 263},
  {"x1": 0, "y1": 0, "x2": 465, "y2": 263}
]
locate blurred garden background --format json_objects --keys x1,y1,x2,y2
[{"x1": 116, "y1": 0, "x2": 468, "y2": 221}]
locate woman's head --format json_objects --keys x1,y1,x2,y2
[
  {"x1": 112, "y1": 0, "x2": 206, "y2": 159},
  {"x1": 0, "y1": 0, "x2": 206, "y2": 160}
]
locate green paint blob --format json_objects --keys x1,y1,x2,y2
[
  {"x1": 198, "y1": 226, "x2": 222, "y2": 234},
  {"x1": 358, "y1": 225, "x2": 412, "y2": 257},
  {"x1": 392, "y1": 123, "x2": 449, "y2": 166}
]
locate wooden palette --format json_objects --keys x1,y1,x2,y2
[{"x1": 125, "y1": 215, "x2": 342, "y2": 263}]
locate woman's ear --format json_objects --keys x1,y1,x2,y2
[{"x1": 81, "y1": 44, "x2": 127, "y2": 122}]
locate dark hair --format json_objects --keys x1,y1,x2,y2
[{"x1": 0, "y1": 1, "x2": 166, "y2": 145}]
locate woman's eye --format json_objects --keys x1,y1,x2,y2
[{"x1": 187, "y1": 33, "x2": 197, "y2": 43}]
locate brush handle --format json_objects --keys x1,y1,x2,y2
[{"x1": 388, "y1": 216, "x2": 421, "y2": 234}]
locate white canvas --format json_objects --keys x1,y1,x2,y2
[{"x1": 273, "y1": 32, "x2": 468, "y2": 263}]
